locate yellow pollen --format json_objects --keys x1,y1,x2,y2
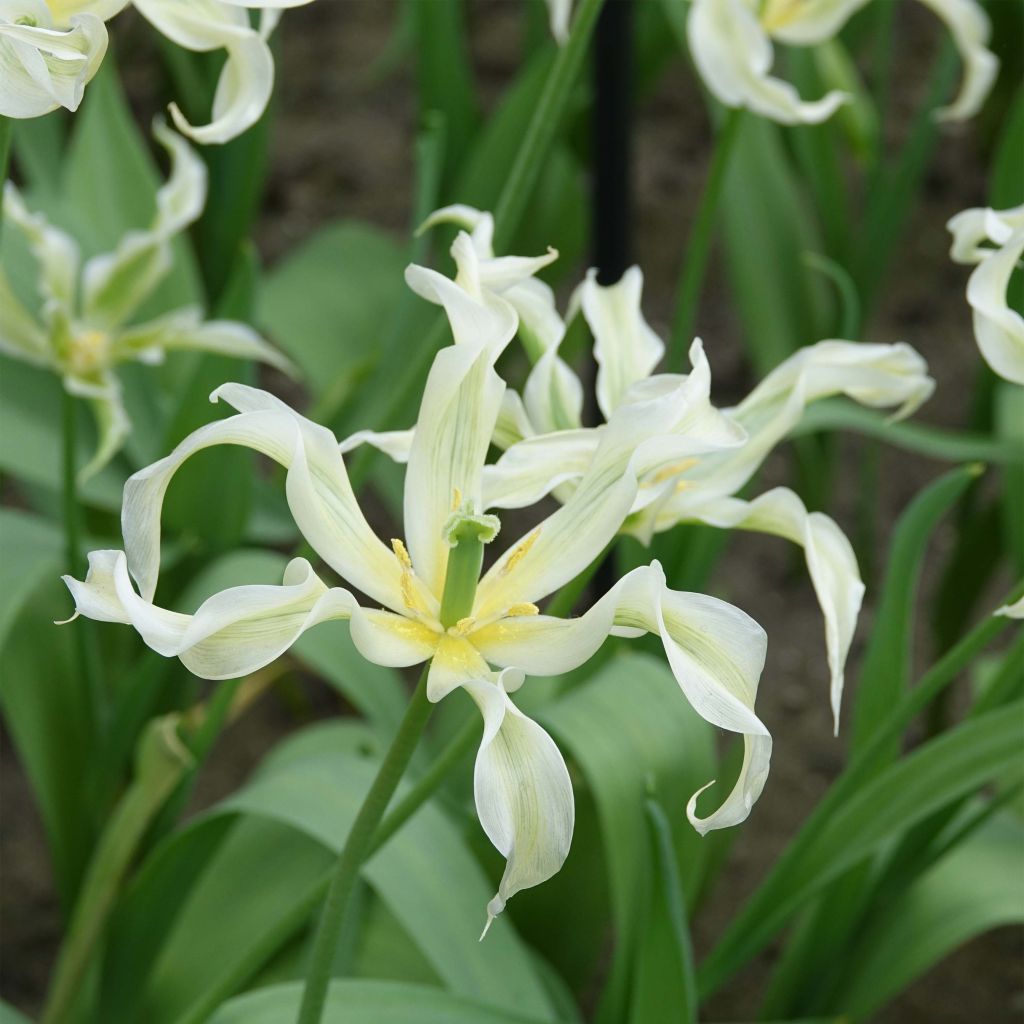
[
  {"x1": 501, "y1": 529, "x2": 539, "y2": 575},
  {"x1": 391, "y1": 538, "x2": 413, "y2": 570},
  {"x1": 450, "y1": 616, "x2": 477, "y2": 636},
  {"x1": 451, "y1": 487, "x2": 463, "y2": 512},
  {"x1": 675, "y1": 480, "x2": 693, "y2": 494},
  {"x1": 649, "y1": 457, "x2": 700, "y2": 486},
  {"x1": 68, "y1": 328, "x2": 110, "y2": 375},
  {"x1": 506, "y1": 603, "x2": 539, "y2": 617}
]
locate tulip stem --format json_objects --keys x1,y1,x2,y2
[
  {"x1": 669, "y1": 107, "x2": 745, "y2": 370},
  {"x1": 296, "y1": 665, "x2": 433, "y2": 1024}
]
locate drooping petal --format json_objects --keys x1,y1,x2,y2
[
  {"x1": 471, "y1": 561, "x2": 770, "y2": 834},
  {"x1": 917, "y1": 0, "x2": 998, "y2": 121},
  {"x1": 120, "y1": 383, "x2": 420, "y2": 618},
  {"x1": 113, "y1": 307, "x2": 293, "y2": 374},
  {"x1": 338, "y1": 427, "x2": 414, "y2": 462},
  {"x1": 995, "y1": 596, "x2": 1024, "y2": 619},
  {"x1": 428, "y1": 638, "x2": 573, "y2": 931},
  {"x1": 0, "y1": 3, "x2": 108, "y2": 118},
  {"x1": 82, "y1": 119, "x2": 207, "y2": 328},
  {"x1": 3, "y1": 180, "x2": 80, "y2": 319},
  {"x1": 63, "y1": 550, "x2": 364, "y2": 678},
  {"x1": 965, "y1": 233, "x2": 1024, "y2": 386},
  {"x1": 64, "y1": 368, "x2": 130, "y2": 482},
  {"x1": 578, "y1": 266, "x2": 664, "y2": 420},
  {"x1": 132, "y1": 0, "x2": 274, "y2": 145},
  {"x1": 677, "y1": 488, "x2": 863, "y2": 731},
  {"x1": 686, "y1": 0, "x2": 847, "y2": 125},
  {"x1": 475, "y1": 341, "x2": 744, "y2": 617},
  {"x1": 402, "y1": 338, "x2": 506, "y2": 599},
  {"x1": 545, "y1": 0, "x2": 572, "y2": 44},
  {"x1": 947, "y1": 204, "x2": 1024, "y2": 264}
]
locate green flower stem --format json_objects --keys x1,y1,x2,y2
[
  {"x1": 296, "y1": 664, "x2": 433, "y2": 1024},
  {"x1": 41, "y1": 718, "x2": 193, "y2": 1024},
  {"x1": 668, "y1": 108, "x2": 745, "y2": 370},
  {"x1": 62, "y1": 389, "x2": 104, "y2": 741}
]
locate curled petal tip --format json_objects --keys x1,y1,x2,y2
[
  {"x1": 479, "y1": 915, "x2": 494, "y2": 942},
  {"x1": 54, "y1": 611, "x2": 80, "y2": 626}
]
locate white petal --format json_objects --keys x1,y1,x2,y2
[
  {"x1": 47, "y1": 0, "x2": 129, "y2": 19},
  {"x1": 0, "y1": 268, "x2": 51, "y2": 367},
  {"x1": 947, "y1": 204, "x2": 1024, "y2": 264},
  {"x1": 3, "y1": 181, "x2": 80, "y2": 317},
  {"x1": 759, "y1": 0, "x2": 866, "y2": 44},
  {"x1": 965, "y1": 234, "x2": 1024, "y2": 386},
  {"x1": 64, "y1": 369, "x2": 130, "y2": 482},
  {"x1": 338, "y1": 427, "x2": 414, "y2": 462},
  {"x1": 63, "y1": 551, "x2": 359, "y2": 679},
  {"x1": 121, "y1": 383, "x2": 420, "y2": 618},
  {"x1": 684, "y1": 488, "x2": 863, "y2": 731},
  {"x1": 418, "y1": 204, "x2": 496, "y2": 258},
  {"x1": 428, "y1": 637, "x2": 573, "y2": 929},
  {"x1": 917, "y1": 0, "x2": 998, "y2": 121},
  {"x1": 545, "y1": 0, "x2": 572, "y2": 44},
  {"x1": 115, "y1": 311, "x2": 293, "y2": 375},
  {"x1": 0, "y1": 6, "x2": 107, "y2": 118},
  {"x1": 472, "y1": 561, "x2": 770, "y2": 834},
  {"x1": 402, "y1": 341, "x2": 505, "y2": 598},
  {"x1": 579, "y1": 266, "x2": 664, "y2": 419},
  {"x1": 995, "y1": 596, "x2": 1024, "y2": 619},
  {"x1": 686, "y1": 0, "x2": 847, "y2": 125},
  {"x1": 82, "y1": 119, "x2": 207, "y2": 328}
]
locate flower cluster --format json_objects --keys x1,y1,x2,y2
[
  {"x1": 0, "y1": 118, "x2": 289, "y2": 479},
  {"x1": 63, "y1": 209, "x2": 936, "y2": 926}
]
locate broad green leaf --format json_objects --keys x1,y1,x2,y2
[
  {"x1": 699, "y1": 701, "x2": 1024, "y2": 998},
  {"x1": 539, "y1": 653, "x2": 715, "y2": 1024},
  {"x1": 835, "y1": 814, "x2": 1024, "y2": 1019},
  {"x1": 208, "y1": 979, "x2": 551, "y2": 1024},
  {"x1": 257, "y1": 222, "x2": 407, "y2": 404}
]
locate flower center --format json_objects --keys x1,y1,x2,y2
[
  {"x1": 759, "y1": 0, "x2": 806, "y2": 32},
  {"x1": 67, "y1": 328, "x2": 111, "y2": 377}
]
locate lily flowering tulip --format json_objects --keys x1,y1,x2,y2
[
  {"x1": 64, "y1": 226, "x2": 774, "y2": 931},
  {"x1": 0, "y1": 0, "x2": 125, "y2": 118},
  {"x1": 131, "y1": 0, "x2": 315, "y2": 144},
  {"x1": 947, "y1": 204, "x2": 1024, "y2": 386},
  {"x1": 686, "y1": 0, "x2": 998, "y2": 125},
  {"x1": 358, "y1": 205, "x2": 935, "y2": 731},
  {"x1": 0, "y1": 119, "x2": 289, "y2": 480}
]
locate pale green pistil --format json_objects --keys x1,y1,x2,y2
[{"x1": 439, "y1": 506, "x2": 500, "y2": 629}]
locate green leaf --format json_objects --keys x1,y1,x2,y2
[
  {"x1": 851, "y1": 465, "x2": 979, "y2": 755},
  {"x1": 257, "y1": 222, "x2": 407, "y2": 404},
  {"x1": 207, "y1": 979, "x2": 552, "y2": 1024},
  {"x1": 699, "y1": 701, "x2": 1024, "y2": 999},
  {"x1": 0, "y1": 507, "x2": 63, "y2": 651},
  {"x1": 539, "y1": 652, "x2": 715, "y2": 1024},
  {"x1": 991, "y1": 85, "x2": 1024, "y2": 208},
  {"x1": 0, "y1": 999, "x2": 34, "y2": 1024},
  {"x1": 834, "y1": 814, "x2": 1024, "y2": 1019}
]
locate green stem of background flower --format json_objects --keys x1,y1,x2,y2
[{"x1": 669, "y1": 107, "x2": 744, "y2": 370}]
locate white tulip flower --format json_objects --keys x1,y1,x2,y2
[
  {"x1": 0, "y1": 119, "x2": 290, "y2": 480},
  {"x1": 0, "y1": 0, "x2": 125, "y2": 118},
  {"x1": 64, "y1": 226, "x2": 773, "y2": 931},
  {"x1": 355, "y1": 206, "x2": 936, "y2": 731},
  {"x1": 947, "y1": 204, "x2": 1024, "y2": 386},
  {"x1": 131, "y1": 0, "x2": 315, "y2": 145},
  {"x1": 686, "y1": 0, "x2": 998, "y2": 125}
]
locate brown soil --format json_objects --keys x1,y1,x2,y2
[{"x1": 2, "y1": 1, "x2": 1021, "y2": 1021}]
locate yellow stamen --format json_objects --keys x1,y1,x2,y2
[
  {"x1": 506, "y1": 603, "x2": 539, "y2": 617},
  {"x1": 391, "y1": 538, "x2": 413, "y2": 569},
  {"x1": 450, "y1": 616, "x2": 477, "y2": 637},
  {"x1": 648, "y1": 457, "x2": 700, "y2": 487},
  {"x1": 452, "y1": 487, "x2": 463, "y2": 512},
  {"x1": 675, "y1": 480, "x2": 694, "y2": 494},
  {"x1": 501, "y1": 529, "x2": 539, "y2": 575}
]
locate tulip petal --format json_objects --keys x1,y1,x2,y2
[
  {"x1": 121, "y1": 383, "x2": 418, "y2": 618},
  {"x1": 429, "y1": 638, "x2": 573, "y2": 930},
  {"x1": 545, "y1": 0, "x2": 572, "y2": 44},
  {"x1": 0, "y1": 269, "x2": 50, "y2": 367},
  {"x1": 0, "y1": 4, "x2": 107, "y2": 118},
  {"x1": 965, "y1": 234, "x2": 1024, "y2": 386},
  {"x1": 947, "y1": 204, "x2": 1024, "y2": 264},
  {"x1": 61, "y1": 550, "x2": 384, "y2": 679},
  {"x1": 402, "y1": 337, "x2": 506, "y2": 598},
  {"x1": 917, "y1": 0, "x2": 998, "y2": 121},
  {"x1": 471, "y1": 561, "x2": 770, "y2": 834},
  {"x1": 686, "y1": 0, "x2": 847, "y2": 125},
  {"x1": 579, "y1": 266, "x2": 664, "y2": 419},
  {"x1": 682, "y1": 488, "x2": 864, "y2": 731},
  {"x1": 64, "y1": 368, "x2": 130, "y2": 482},
  {"x1": 82, "y1": 119, "x2": 207, "y2": 328},
  {"x1": 482, "y1": 429, "x2": 599, "y2": 510},
  {"x1": 996, "y1": 596, "x2": 1024, "y2": 619}
]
